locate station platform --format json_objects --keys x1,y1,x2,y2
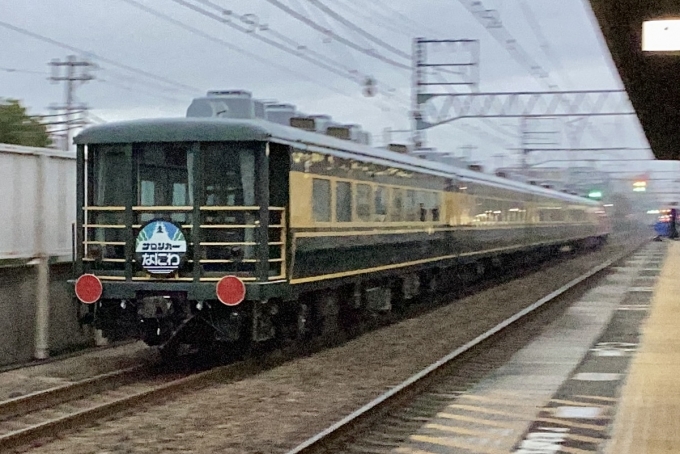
[
  {"x1": 604, "y1": 240, "x2": 680, "y2": 453},
  {"x1": 392, "y1": 239, "x2": 673, "y2": 454}
]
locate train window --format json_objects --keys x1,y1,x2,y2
[
  {"x1": 507, "y1": 203, "x2": 524, "y2": 223},
  {"x1": 499, "y1": 200, "x2": 509, "y2": 223},
  {"x1": 432, "y1": 192, "x2": 441, "y2": 222},
  {"x1": 405, "y1": 190, "x2": 417, "y2": 221},
  {"x1": 135, "y1": 142, "x2": 194, "y2": 225},
  {"x1": 140, "y1": 181, "x2": 155, "y2": 206},
  {"x1": 89, "y1": 144, "x2": 130, "y2": 207},
  {"x1": 416, "y1": 191, "x2": 428, "y2": 221},
  {"x1": 577, "y1": 209, "x2": 585, "y2": 221},
  {"x1": 336, "y1": 181, "x2": 352, "y2": 222},
  {"x1": 356, "y1": 184, "x2": 372, "y2": 222},
  {"x1": 312, "y1": 178, "x2": 331, "y2": 222},
  {"x1": 173, "y1": 183, "x2": 188, "y2": 205},
  {"x1": 391, "y1": 189, "x2": 403, "y2": 222},
  {"x1": 375, "y1": 186, "x2": 388, "y2": 221},
  {"x1": 87, "y1": 144, "x2": 132, "y2": 250},
  {"x1": 574, "y1": 208, "x2": 586, "y2": 222},
  {"x1": 202, "y1": 142, "x2": 255, "y2": 207},
  {"x1": 473, "y1": 197, "x2": 493, "y2": 224}
]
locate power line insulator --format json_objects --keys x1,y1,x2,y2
[{"x1": 363, "y1": 76, "x2": 377, "y2": 97}]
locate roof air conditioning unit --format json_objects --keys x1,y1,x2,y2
[
  {"x1": 187, "y1": 89, "x2": 259, "y2": 119},
  {"x1": 290, "y1": 116, "x2": 317, "y2": 131},
  {"x1": 327, "y1": 125, "x2": 355, "y2": 141},
  {"x1": 265, "y1": 104, "x2": 297, "y2": 126},
  {"x1": 388, "y1": 143, "x2": 410, "y2": 154}
]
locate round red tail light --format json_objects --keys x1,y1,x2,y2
[
  {"x1": 75, "y1": 274, "x2": 103, "y2": 304},
  {"x1": 216, "y1": 275, "x2": 246, "y2": 306}
]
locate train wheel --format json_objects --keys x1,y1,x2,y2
[{"x1": 159, "y1": 341, "x2": 180, "y2": 364}]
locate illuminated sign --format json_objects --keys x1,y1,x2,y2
[
  {"x1": 135, "y1": 220, "x2": 187, "y2": 275},
  {"x1": 588, "y1": 190, "x2": 603, "y2": 199},
  {"x1": 642, "y1": 19, "x2": 680, "y2": 52}
]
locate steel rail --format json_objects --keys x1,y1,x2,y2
[
  {"x1": 0, "y1": 359, "x2": 261, "y2": 451},
  {"x1": 0, "y1": 365, "x2": 145, "y2": 422},
  {"x1": 285, "y1": 237, "x2": 651, "y2": 454}
]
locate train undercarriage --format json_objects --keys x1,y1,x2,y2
[{"x1": 84, "y1": 237, "x2": 606, "y2": 360}]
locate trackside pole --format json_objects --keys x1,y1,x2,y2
[
  {"x1": 34, "y1": 154, "x2": 50, "y2": 360},
  {"x1": 35, "y1": 257, "x2": 50, "y2": 359}
]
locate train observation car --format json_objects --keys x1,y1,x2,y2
[{"x1": 72, "y1": 114, "x2": 610, "y2": 354}]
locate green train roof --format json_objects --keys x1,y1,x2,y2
[
  {"x1": 75, "y1": 117, "x2": 600, "y2": 205},
  {"x1": 75, "y1": 118, "x2": 271, "y2": 144}
]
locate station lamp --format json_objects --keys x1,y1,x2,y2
[{"x1": 642, "y1": 18, "x2": 680, "y2": 53}]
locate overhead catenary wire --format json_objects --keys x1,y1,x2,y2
[
  {"x1": 0, "y1": 20, "x2": 202, "y2": 94},
  {"x1": 119, "y1": 0, "x2": 409, "y2": 115},
  {"x1": 168, "y1": 0, "x2": 375, "y2": 80},
  {"x1": 326, "y1": 0, "x2": 513, "y2": 150},
  {"x1": 284, "y1": 0, "x2": 412, "y2": 98},
  {"x1": 0, "y1": 66, "x2": 47, "y2": 75},
  {"x1": 455, "y1": 0, "x2": 558, "y2": 91},
  {"x1": 119, "y1": 0, "x2": 359, "y2": 96},
  {"x1": 289, "y1": 0, "x2": 362, "y2": 71},
  {"x1": 517, "y1": 1, "x2": 611, "y2": 148},
  {"x1": 96, "y1": 78, "x2": 187, "y2": 104},
  {"x1": 332, "y1": 0, "x2": 423, "y2": 38},
  {"x1": 167, "y1": 0, "x2": 407, "y2": 104},
  {"x1": 259, "y1": 0, "x2": 411, "y2": 70},
  {"x1": 518, "y1": 0, "x2": 574, "y2": 89},
  {"x1": 353, "y1": 0, "x2": 441, "y2": 37},
  {"x1": 86, "y1": 112, "x2": 108, "y2": 124},
  {"x1": 305, "y1": 0, "x2": 411, "y2": 60},
  {"x1": 187, "y1": 0, "x2": 368, "y2": 84}
]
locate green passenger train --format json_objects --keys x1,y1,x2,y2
[{"x1": 72, "y1": 114, "x2": 610, "y2": 354}]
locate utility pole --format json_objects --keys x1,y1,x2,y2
[
  {"x1": 49, "y1": 55, "x2": 95, "y2": 151},
  {"x1": 520, "y1": 116, "x2": 559, "y2": 170},
  {"x1": 520, "y1": 116, "x2": 528, "y2": 170},
  {"x1": 412, "y1": 37, "x2": 480, "y2": 151},
  {"x1": 33, "y1": 56, "x2": 94, "y2": 359}
]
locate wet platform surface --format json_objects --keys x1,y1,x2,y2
[
  {"x1": 604, "y1": 240, "x2": 680, "y2": 453},
  {"x1": 393, "y1": 241, "x2": 667, "y2": 453}
]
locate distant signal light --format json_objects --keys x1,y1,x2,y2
[{"x1": 633, "y1": 180, "x2": 647, "y2": 192}]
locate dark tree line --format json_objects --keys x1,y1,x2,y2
[{"x1": 0, "y1": 99, "x2": 51, "y2": 148}]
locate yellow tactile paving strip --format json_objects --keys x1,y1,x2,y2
[{"x1": 605, "y1": 241, "x2": 680, "y2": 453}]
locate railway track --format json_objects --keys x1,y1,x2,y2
[
  {"x1": 1, "y1": 233, "x2": 646, "y2": 453},
  {"x1": 0, "y1": 359, "x2": 265, "y2": 452},
  {"x1": 285, "y1": 237, "x2": 652, "y2": 454}
]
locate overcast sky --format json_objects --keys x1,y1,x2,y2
[{"x1": 2, "y1": 0, "x2": 670, "y2": 192}]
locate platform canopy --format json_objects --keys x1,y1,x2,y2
[{"x1": 588, "y1": 0, "x2": 680, "y2": 160}]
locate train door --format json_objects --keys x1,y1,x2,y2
[{"x1": 268, "y1": 142, "x2": 291, "y2": 279}]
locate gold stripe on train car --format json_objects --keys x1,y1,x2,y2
[{"x1": 289, "y1": 235, "x2": 590, "y2": 284}]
